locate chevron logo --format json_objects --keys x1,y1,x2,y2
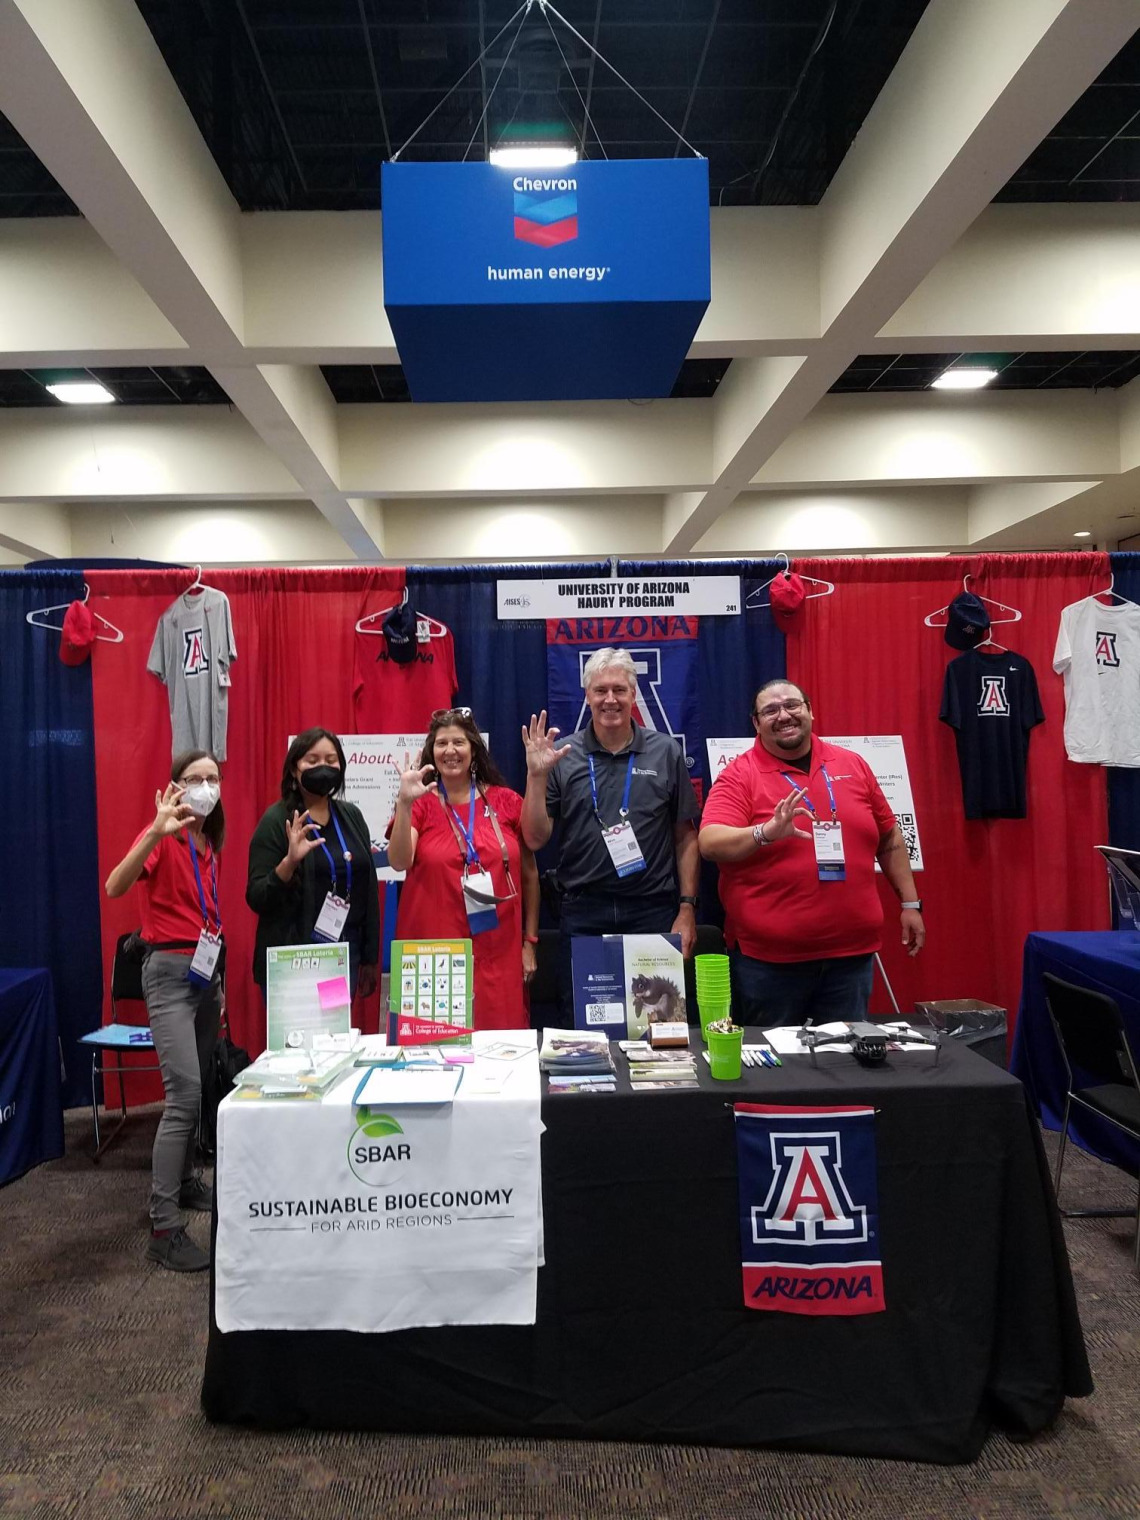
[{"x1": 513, "y1": 178, "x2": 578, "y2": 247}]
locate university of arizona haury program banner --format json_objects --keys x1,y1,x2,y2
[{"x1": 734, "y1": 1103, "x2": 885, "y2": 1316}]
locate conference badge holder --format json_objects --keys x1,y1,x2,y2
[
  {"x1": 313, "y1": 892, "x2": 350, "y2": 942},
  {"x1": 187, "y1": 930, "x2": 222, "y2": 986},
  {"x1": 602, "y1": 820, "x2": 646, "y2": 878},
  {"x1": 813, "y1": 821, "x2": 846, "y2": 882},
  {"x1": 462, "y1": 869, "x2": 499, "y2": 936}
]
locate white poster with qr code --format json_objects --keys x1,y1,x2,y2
[{"x1": 706, "y1": 734, "x2": 923, "y2": 872}]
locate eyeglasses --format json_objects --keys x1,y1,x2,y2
[
  {"x1": 431, "y1": 707, "x2": 473, "y2": 721},
  {"x1": 754, "y1": 699, "x2": 806, "y2": 720}
]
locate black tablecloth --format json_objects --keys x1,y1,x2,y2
[
  {"x1": 0, "y1": 968, "x2": 63, "y2": 1186},
  {"x1": 202, "y1": 1041, "x2": 1090, "y2": 1463}
]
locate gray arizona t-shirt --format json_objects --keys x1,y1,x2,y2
[{"x1": 147, "y1": 588, "x2": 237, "y2": 760}]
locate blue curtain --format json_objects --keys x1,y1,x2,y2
[
  {"x1": 1107, "y1": 553, "x2": 1140, "y2": 854},
  {"x1": 0, "y1": 569, "x2": 104, "y2": 1107}
]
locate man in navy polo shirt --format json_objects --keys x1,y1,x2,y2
[
  {"x1": 699, "y1": 679, "x2": 925, "y2": 1025},
  {"x1": 521, "y1": 648, "x2": 700, "y2": 1019}
]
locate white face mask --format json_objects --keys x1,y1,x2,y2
[{"x1": 183, "y1": 780, "x2": 220, "y2": 818}]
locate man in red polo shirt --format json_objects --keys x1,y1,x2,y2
[{"x1": 700, "y1": 680, "x2": 925, "y2": 1024}]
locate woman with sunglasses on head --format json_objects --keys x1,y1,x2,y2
[
  {"x1": 246, "y1": 727, "x2": 380, "y2": 1004},
  {"x1": 387, "y1": 708, "x2": 539, "y2": 1030},
  {"x1": 104, "y1": 750, "x2": 225, "y2": 1273}
]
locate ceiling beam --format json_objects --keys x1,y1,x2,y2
[
  {"x1": 0, "y1": 0, "x2": 383, "y2": 558},
  {"x1": 662, "y1": 0, "x2": 1140, "y2": 553}
]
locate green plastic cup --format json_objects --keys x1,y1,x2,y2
[
  {"x1": 698, "y1": 998, "x2": 731, "y2": 1039},
  {"x1": 707, "y1": 1025, "x2": 744, "y2": 1081}
]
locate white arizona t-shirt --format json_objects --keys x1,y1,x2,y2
[{"x1": 1053, "y1": 598, "x2": 1140, "y2": 766}]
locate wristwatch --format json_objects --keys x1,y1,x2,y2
[
  {"x1": 679, "y1": 895, "x2": 698, "y2": 909},
  {"x1": 901, "y1": 899, "x2": 923, "y2": 911}
]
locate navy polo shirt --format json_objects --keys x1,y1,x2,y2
[{"x1": 546, "y1": 722, "x2": 699, "y2": 899}]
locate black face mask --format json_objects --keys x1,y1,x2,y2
[{"x1": 299, "y1": 764, "x2": 340, "y2": 797}]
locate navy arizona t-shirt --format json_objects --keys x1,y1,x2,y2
[{"x1": 939, "y1": 649, "x2": 1045, "y2": 819}]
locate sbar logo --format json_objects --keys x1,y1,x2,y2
[
  {"x1": 347, "y1": 1113, "x2": 412, "y2": 1188},
  {"x1": 513, "y1": 174, "x2": 578, "y2": 247}
]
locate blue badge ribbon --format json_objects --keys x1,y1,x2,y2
[
  {"x1": 781, "y1": 762, "x2": 838, "y2": 824},
  {"x1": 588, "y1": 752, "x2": 636, "y2": 824},
  {"x1": 311, "y1": 804, "x2": 353, "y2": 900},
  {"x1": 185, "y1": 836, "x2": 222, "y2": 936}
]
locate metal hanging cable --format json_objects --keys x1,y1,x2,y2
[
  {"x1": 462, "y1": 5, "x2": 532, "y2": 161},
  {"x1": 391, "y1": 0, "x2": 529, "y2": 160},
  {"x1": 539, "y1": 1, "x2": 608, "y2": 160}
]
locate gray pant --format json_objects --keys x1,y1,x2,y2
[{"x1": 141, "y1": 950, "x2": 221, "y2": 1231}]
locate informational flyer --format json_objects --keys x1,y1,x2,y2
[
  {"x1": 389, "y1": 938, "x2": 474, "y2": 1045},
  {"x1": 265, "y1": 942, "x2": 353, "y2": 1051},
  {"x1": 572, "y1": 933, "x2": 686, "y2": 1039},
  {"x1": 705, "y1": 734, "x2": 924, "y2": 871}
]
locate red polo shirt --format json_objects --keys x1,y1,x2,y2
[
  {"x1": 133, "y1": 829, "x2": 221, "y2": 946},
  {"x1": 700, "y1": 738, "x2": 895, "y2": 963}
]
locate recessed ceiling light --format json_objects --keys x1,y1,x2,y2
[
  {"x1": 46, "y1": 381, "x2": 115, "y2": 404},
  {"x1": 931, "y1": 367, "x2": 999, "y2": 390},
  {"x1": 489, "y1": 144, "x2": 578, "y2": 169},
  {"x1": 1073, "y1": 530, "x2": 1092, "y2": 538}
]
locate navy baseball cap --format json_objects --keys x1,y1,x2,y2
[
  {"x1": 382, "y1": 598, "x2": 418, "y2": 664},
  {"x1": 945, "y1": 591, "x2": 990, "y2": 649}
]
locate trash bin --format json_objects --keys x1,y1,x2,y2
[{"x1": 912, "y1": 999, "x2": 1008, "y2": 1068}]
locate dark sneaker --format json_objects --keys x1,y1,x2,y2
[
  {"x1": 179, "y1": 1175, "x2": 214, "y2": 1212},
  {"x1": 147, "y1": 1228, "x2": 209, "y2": 1273}
]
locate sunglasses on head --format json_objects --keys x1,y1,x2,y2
[{"x1": 431, "y1": 707, "x2": 473, "y2": 721}]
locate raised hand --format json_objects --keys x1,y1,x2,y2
[
  {"x1": 152, "y1": 782, "x2": 194, "y2": 837},
  {"x1": 521, "y1": 710, "x2": 571, "y2": 778},
  {"x1": 397, "y1": 762, "x2": 438, "y2": 805},
  {"x1": 761, "y1": 787, "x2": 814, "y2": 843},
  {"x1": 285, "y1": 808, "x2": 322, "y2": 866}
]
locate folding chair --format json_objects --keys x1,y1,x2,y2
[
  {"x1": 79, "y1": 933, "x2": 161, "y2": 1162},
  {"x1": 1043, "y1": 971, "x2": 1140, "y2": 1273}
]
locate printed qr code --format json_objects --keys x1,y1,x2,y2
[
  {"x1": 585, "y1": 1003, "x2": 610, "y2": 1025},
  {"x1": 896, "y1": 812, "x2": 919, "y2": 862}
]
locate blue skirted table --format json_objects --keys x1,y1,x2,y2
[
  {"x1": 0, "y1": 968, "x2": 64, "y2": 1186},
  {"x1": 1013, "y1": 931, "x2": 1140, "y2": 1175}
]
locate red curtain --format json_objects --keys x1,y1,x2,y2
[
  {"x1": 88, "y1": 567, "x2": 404, "y2": 1072},
  {"x1": 787, "y1": 553, "x2": 1111, "y2": 1030}
]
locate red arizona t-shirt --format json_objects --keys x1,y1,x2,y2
[
  {"x1": 352, "y1": 624, "x2": 458, "y2": 732},
  {"x1": 700, "y1": 738, "x2": 895, "y2": 963},
  {"x1": 133, "y1": 829, "x2": 221, "y2": 945}
]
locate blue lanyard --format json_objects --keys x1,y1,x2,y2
[
  {"x1": 185, "y1": 836, "x2": 221, "y2": 935},
  {"x1": 588, "y1": 751, "x2": 636, "y2": 824},
  {"x1": 440, "y1": 780, "x2": 480, "y2": 867},
  {"x1": 781, "y1": 762, "x2": 838, "y2": 823},
  {"x1": 312, "y1": 805, "x2": 353, "y2": 899}
]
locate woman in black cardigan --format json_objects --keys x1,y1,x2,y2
[{"x1": 246, "y1": 727, "x2": 380, "y2": 999}]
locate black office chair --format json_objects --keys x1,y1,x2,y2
[
  {"x1": 527, "y1": 928, "x2": 561, "y2": 1030},
  {"x1": 1043, "y1": 971, "x2": 1140, "y2": 1273}
]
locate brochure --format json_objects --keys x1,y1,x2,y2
[
  {"x1": 539, "y1": 1028, "x2": 616, "y2": 1076},
  {"x1": 571, "y1": 933, "x2": 686, "y2": 1039},
  {"x1": 389, "y1": 938, "x2": 474, "y2": 1045}
]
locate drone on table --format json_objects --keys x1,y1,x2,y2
[{"x1": 797, "y1": 1020, "x2": 943, "y2": 1068}]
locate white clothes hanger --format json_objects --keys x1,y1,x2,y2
[
  {"x1": 1078, "y1": 570, "x2": 1134, "y2": 608},
  {"x1": 25, "y1": 581, "x2": 124, "y2": 643},
  {"x1": 923, "y1": 572, "x2": 1023, "y2": 629},
  {"x1": 745, "y1": 552, "x2": 835, "y2": 610},
  {"x1": 356, "y1": 586, "x2": 448, "y2": 638},
  {"x1": 181, "y1": 564, "x2": 210, "y2": 597}
]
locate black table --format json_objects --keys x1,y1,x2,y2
[
  {"x1": 202, "y1": 1041, "x2": 1090, "y2": 1463},
  {"x1": 0, "y1": 968, "x2": 63, "y2": 1187},
  {"x1": 1013, "y1": 930, "x2": 1140, "y2": 1173}
]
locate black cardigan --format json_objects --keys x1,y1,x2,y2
[{"x1": 245, "y1": 799, "x2": 381, "y2": 986}]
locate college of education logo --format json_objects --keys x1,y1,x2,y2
[
  {"x1": 977, "y1": 675, "x2": 1009, "y2": 715},
  {"x1": 734, "y1": 1103, "x2": 885, "y2": 1315},
  {"x1": 513, "y1": 175, "x2": 578, "y2": 247}
]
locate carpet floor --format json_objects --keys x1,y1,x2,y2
[{"x1": 1, "y1": 1106, "x2": 1138, "y2": 1520}]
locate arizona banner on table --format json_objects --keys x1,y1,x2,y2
[
  {"x1": 547, "y1": 615, "x2": 703, "y2": 800},
  {"x1": 215, "y1": 1032, "x2": 543, "y2": 1333},
  {"x1": 733, "y1": 1103, "x2": 885, "y2": 1316}
]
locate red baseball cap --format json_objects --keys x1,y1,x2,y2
[
  {"x1": 59, "y1": 600, "x2": 97, "y2": 666},
  {"x1": 768, "y1": 571, "x2": 806, "y2": 628}
]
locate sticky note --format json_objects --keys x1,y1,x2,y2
[{"x1": 317, "y1": 975, "x2": 351, "y2": 1011}]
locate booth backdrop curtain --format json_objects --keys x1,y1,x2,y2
[
  {"x1": 87, "y1": 568, "x2": 404, "y2": 1063},
  {"x1": 788, "y1": 553, "x2": 1111, "y2": 1026},
  {"x1": 1106, "y1": 553, "x2": 1140, "y2": 857},
  {"x1": 0, "y1": 568, "x2": 103, "y2": 1106}
]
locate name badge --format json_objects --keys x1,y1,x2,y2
[
  {"x1": 813, "y1": 821, "x2": 846, "y2": 882},
  {"x1": 602, "y1": 820, "x2": 647, "y2": 878},
  {"x1": 462, "y1": 870, "x2": 499, "y2": 936},
  {"x1": 187, "y1": 929, "x2": 222, "y2": 986},
  {"x1": 313, "y1": 892, "x2": 350, "y2": 942}
]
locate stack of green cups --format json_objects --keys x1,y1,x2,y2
[{"x1": 694, "y1": 953, "x2": 731, "y2": 1040}]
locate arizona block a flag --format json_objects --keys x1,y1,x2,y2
[{"x1": 734, "y1": 1103, "x2": 885, "y2": 1316}]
